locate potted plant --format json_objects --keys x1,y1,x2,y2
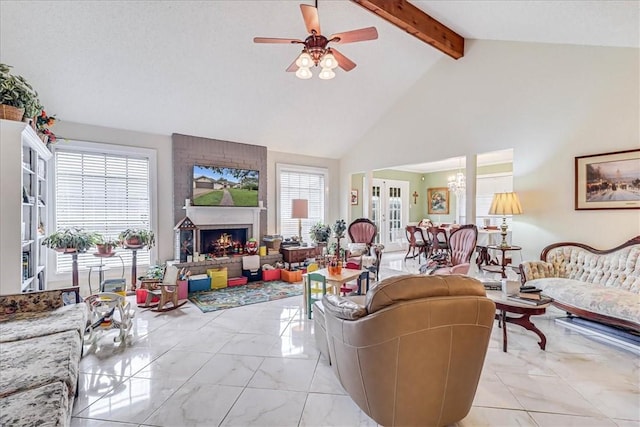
[
  {"x1": 41, "y1": 227, "x2": 100, "y2": 253},
  {"x1": 0, "y1": 63, "x2": 42, "y2": 121},
  {"x1": 95, "y1": 236, "x2": 120, "y2": 255},
  {"x1": 309, "y1": 222, "x2": 331, "y2": 243},
  {"x1": 332, "y1": 219, "x2": 347, "y2": 261},
  {"x1": 119, "y1": 228, "x2": 155, "y2": 249}
]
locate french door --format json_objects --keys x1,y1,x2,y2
[{"x1": 371, "y1": 179, "x2": 409, "y2": 252}]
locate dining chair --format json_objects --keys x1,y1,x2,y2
[
  {"x1": 426, "y1": 226, "x2": 449, "y2": 258},
  {"x1": 306, "y1": 273, "x2": 327, "y2": 319},
  {"x1": 404, "y1": 225, "x2": 429, "y2": 261}
]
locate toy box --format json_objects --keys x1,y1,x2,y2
[
  {"x1": 242, "y1": 269, "x2": 263, "y2": 282},
  {"x1": 227, "y1": 276, "x2": 248, "y2": 287},
  {"x1": 281, "y1": 269, "x2": 302, "y2": 283},
  {"x1": 177, "y1": 280, "x2": 188, "y2": 300},
  {"x1": 136, "y1": 288, "x2": 160, "y2": 304},
  {"x1": 262, "y1": 268, "x2": 281, "y2": 281},
  {"x1": 188, "y1": 275, "x2": 211, "y2": 293},
  {"x1": 207, "y1": 267, "x2": 228, "y2": 289}
]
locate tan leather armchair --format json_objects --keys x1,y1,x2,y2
[{"x1": 321, "y1": 274, "x2": 495, "y2": 427}]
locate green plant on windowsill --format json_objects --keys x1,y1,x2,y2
[
  {"x1": 118, "y1": 228, "x2": 155, "y2": 249},
  {"x1": 41, "y1": 227, "x2": 101, "y2": 253}
]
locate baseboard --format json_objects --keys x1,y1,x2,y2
[{"x1": 555, "y1": 317, "x2": 640, "y2": 356}]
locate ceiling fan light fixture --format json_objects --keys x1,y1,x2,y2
[
  {"x1": 295, "y1": 67, "x2": 313, "y2": 79},
  {"x1": 318, "y1": 67, "x2": 335, "y2": 80},
  {"x1": 319, "y1": 52, "x2": 338, "y2": 69},
  {"x1": 295, "y1": 52, "x2": 313, "y2": 68}
]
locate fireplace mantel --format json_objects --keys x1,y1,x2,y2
[{"x1": 184, "y1": 206, "x2": 265, "y2": 239}]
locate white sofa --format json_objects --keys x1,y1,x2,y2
[{"x1": 520, "y1": 237, "x2": 640, "y2": 332}]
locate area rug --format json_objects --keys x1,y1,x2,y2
[{"x1": 188, "y1": 280, "x2": 303, "y2": 313}]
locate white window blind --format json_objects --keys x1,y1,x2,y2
[
  {"x1": 53, "y1": 148, "x2": 151, "y2": 273},
  {"x1": 277, "y1": 164, "x2": 327, "y2": 239}
]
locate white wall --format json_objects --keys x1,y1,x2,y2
[
  {"x1": 267, "y1": 151, "x2": 341, "y2": 234},
  {"x1": 341, "y1": 40, "x2": 640, "y2": 260}
]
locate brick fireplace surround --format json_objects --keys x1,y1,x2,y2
[{"x1": 172, "y1": 134, "x2": 277, "y2": 275}]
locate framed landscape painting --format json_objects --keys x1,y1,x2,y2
[
  {"x1": 428, "y1": 188, "x2": 449, "y2": 214},
  {"x1": 575, "y1": 149, "x2": 640, "y2": 210}
]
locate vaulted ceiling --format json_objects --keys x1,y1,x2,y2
[{"x1": 1, "y1": 1, "x2": 638, "y2": 158}]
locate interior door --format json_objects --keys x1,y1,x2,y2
[{"x1": 372, "y1": 179, "x2": 409, "y2": 252}]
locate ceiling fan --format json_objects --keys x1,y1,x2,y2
[{"x1": 253, "y1": 1, "x2": 378, "y2": 80}]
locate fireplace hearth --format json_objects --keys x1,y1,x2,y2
[{"x1": 200, "y1": 228, "x2": 249, "y2": 255}]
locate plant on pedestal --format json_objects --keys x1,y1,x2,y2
[
  {"x1": 118, "y1": 228, "x2": 155, "y2": 249},
  {"x1": 41, "y1": 227, "x2": 100, "y2": 253}
]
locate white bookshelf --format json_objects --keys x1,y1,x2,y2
[{"x1": 0, "y1": 119, "x2": 52, "y2": 294}]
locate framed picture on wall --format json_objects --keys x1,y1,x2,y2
[
  {"x1": 350, "y1": 189, "x2": 358, "y2": 205},
  {"x1": 427, "y1": 188, "x2": 449, "y2": 214},
  {"x1": 575, "y1": 149, "x2": 640, "y2": 210}
]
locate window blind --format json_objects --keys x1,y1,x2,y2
[
  {"x1": 54, "y1": 149, "x2": 151, "y2": 273},
  {"x1": 277, "y1": 165, "x2": 327, "y2": 239}
]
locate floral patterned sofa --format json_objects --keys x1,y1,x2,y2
[
  {"x1": 0, "y1": 288, "x2": 88, "y2": 426},
  {"x1": 520, "y1": 237, "x2": 640, "y2": 332}
]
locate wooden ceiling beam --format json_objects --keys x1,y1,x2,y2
[{"x1": 350, "y1": 0, "x2": 464, "y2": 59}]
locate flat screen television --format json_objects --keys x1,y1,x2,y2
[{"x1": 192, "y1": 165, "x2": 259, "y2": 207}]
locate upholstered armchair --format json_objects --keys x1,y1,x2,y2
[
  {"x1": 344, "y1": 218, "x2": 384, "y2": 280},
  {"x1": 430, "y1": 224, "x2": 478, "y2": 275},
  {"x1": 320, "y1": 274, "x2": 495, "y2": 426}
]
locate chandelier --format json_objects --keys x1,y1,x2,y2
[
  {"x1": 294, "y1": 45, "x2": 339, "y2": 80},
  {"x1": 447, "y1": 171, "x2": 466, "y2": 195}
]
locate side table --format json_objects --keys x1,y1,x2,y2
[
  {"x1": 483, "y1": 245, "x2": 522, "y2": 278},
  {"x1": 281, "y1": 246, "x2": 320, "y2": 270}
]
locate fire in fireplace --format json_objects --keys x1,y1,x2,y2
[{"x1": 200, "y1": 228, "x2": 248, "y2": 255}]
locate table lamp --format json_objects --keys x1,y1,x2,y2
[
  {"x1": 291, "y1": 199, "x2": 308, "y2": 243},
  {"x1": 488, "y1": 192, "x2": 523, "y2": 248}
]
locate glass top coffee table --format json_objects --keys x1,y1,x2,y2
[{"x1": 486, "y1": 287, "x2": 551, "y2": 352}]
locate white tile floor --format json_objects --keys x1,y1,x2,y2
[{"x1": 72, "y1": 252, "x2": 640, "y2": 427}]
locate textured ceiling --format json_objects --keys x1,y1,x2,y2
[{"x1": 1, "y1": 1, "x2": 638, "y2": 159}]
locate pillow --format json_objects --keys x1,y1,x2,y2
[
  {"x1": 347, "y1": 243, "x2": 369, "y2": 257},
  {"x1": 322, "y1": 294, "x2": 367, "y2": 320}
]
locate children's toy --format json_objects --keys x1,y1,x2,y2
[{"x1": 85, "y1": 292, "x2": 134, "y2": 345}]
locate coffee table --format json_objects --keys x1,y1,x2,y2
[{"x1": 486, "y1": 289, "x2": 551, "y2": 352}]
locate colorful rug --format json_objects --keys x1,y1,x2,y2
[{"x1": 188, "y1": 280, "x2": 303, "y2": 313}]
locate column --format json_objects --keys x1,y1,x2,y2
[{"x1": 465, "y1": 154, "x2": 477, "y2": 224}]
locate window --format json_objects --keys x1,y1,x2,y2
[
  {"x1": 51, "y1": 141, "x2": 155, "y2": 273},
  {"x1": 277, "y1": 164, "x2": 328, "y2": 239}
]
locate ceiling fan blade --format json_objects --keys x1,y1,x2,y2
[
  {"x1": 300, "y1": 4, "x2": 321, "y2": 35},
  {"x1": 254, "y1": 37, "x2": 303, "y2": 44},
  {"x1": 331, "y1": 48, "x2": 356, "y2": 71},
  {"x1": 329, "y1": 27, "x2": 378, "y2": 44},
  {"x1": 286, "y1": 58, "x2": 299, "y2": 72}
]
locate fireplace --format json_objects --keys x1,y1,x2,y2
[
  {"x1": 180, "y1": 206, "x2": 264, "y2": 261},
  {"x1": 200, "y1": 227, "x2": 249, "y2": 255}
]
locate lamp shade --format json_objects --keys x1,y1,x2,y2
[
  {"x1": 488, "y1": 192, "x2": 523, "y2": 216},
  {"x1": 291, "y1": 199, "x2": 308, "y2": 219}
]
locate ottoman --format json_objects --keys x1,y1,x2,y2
[{"x1": 313, "y1": 300, "x2": 331, "y2": 364}]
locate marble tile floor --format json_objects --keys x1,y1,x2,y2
[{"x1": 72, "y1": 252, "x2": 639, "y2": 427}]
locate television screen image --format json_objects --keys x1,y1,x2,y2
[{"x1": 192, "y1": 165, "x2": 259, "y2": 207}]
